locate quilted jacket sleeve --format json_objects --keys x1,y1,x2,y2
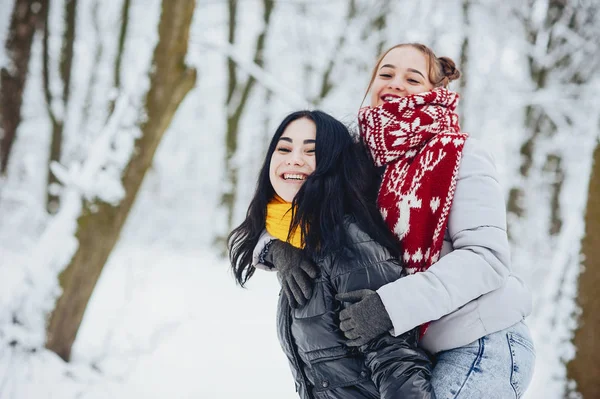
[
  {"x1": 361, "y1": 331, "x2": 435, "y2": 399},
  {"x1": 331, "y1": 233, "x2": 435, "y2": 399},
  {"x1": 376, "y1": 137, "x2": 512, "y2": 336}
]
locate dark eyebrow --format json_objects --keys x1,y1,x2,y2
[
  {"x1": 408, "y1": 68, "x2": 426, "y2": 79},
  {"x1": 379, "y1": 64, "x2": 426, "y2": 79},
  {"x1": 278, "y1": 137, "x2": 316, "y2": 145}
]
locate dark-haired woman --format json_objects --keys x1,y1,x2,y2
[
  {"x1": 255, "y1": 44, "x2": 536, "y2": 398},
  {"x1": 229, "y1": 110, "x2": 435, "y2": 398}
]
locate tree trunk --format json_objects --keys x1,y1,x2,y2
[
  {"x1": 216, "y1": 0, "x2": 274, "y2": 250},
  {"x1": 567, "y1": 140, "x2": 600, "y2": 398},
  {"x1": 312, "y1": 0, "x2": 357, "y2": 104},
  {"x1": 43, "y1": 0, "x2": 78, "y2": 213},
  {"x1": 506, "y1": 0, "x2": 598, "y2": 239},
  {"x1": 44, "y1": 0, "x2": 197, "y2": 361},
  {"x1": 0, "y1": 0, "x2": 46, "y2": 174},
  {"x1": 114, "y1": 0, "x2": 130, "y2": 93}
]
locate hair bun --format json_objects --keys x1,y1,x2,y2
[{"x1": 438, "y1": 57, "x2": 460, "y2": 81}]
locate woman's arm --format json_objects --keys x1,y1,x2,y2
[
  {"x1": 377, "y1": 138, "x2": 511, "y2": 336},
  {"x1": 332, "y1": 243, "x2": 435, "y2": 398},
  {"x1": 252, "y1": 232, "x2": 320, "y2": 307},
  {"x1": 362, "y1": 331, "x2": 436, "y2": 399}
]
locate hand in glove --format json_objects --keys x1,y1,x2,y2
[
  {"x1": 336, "y1": 289, "x2": 393, "y2": 347},
  {"x1": 267, "y1": 240, "x2": 319, "y2": 308}
]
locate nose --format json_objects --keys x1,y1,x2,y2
[
  {"x1": 387, "y1": 77, "x2": 405, "y2": 92},
  {"x1": 286, "y1": 151, "x2": 305, "y2": 166}
]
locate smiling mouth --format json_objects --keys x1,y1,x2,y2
[
  {"x1": 381, "y1": 95, "x2": 401, "y2": 102},
  {"x1": 282, "y1": 173, "x2": 307, "y2": 181}
]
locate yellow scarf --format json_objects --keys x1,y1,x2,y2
[{"x1": 266, "y1": 195, "x2": 303, "y2": 248}]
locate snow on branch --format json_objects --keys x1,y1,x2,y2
[
  {"x1": 4, "y1": 92, "x2": 137, "y2": 349},
  {"x1": 199, "y1": 40, "x2": 313, "y2": 109}
]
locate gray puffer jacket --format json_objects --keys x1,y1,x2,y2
[{"x1": 272, "y1": 222, "x2": 435, "y2": 399}]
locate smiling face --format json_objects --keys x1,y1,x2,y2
[
  {"x1": 369, "y1": 46, "x2": 434, "y2": 107},
  {"x1": 269, "y1": 117, "x2": 317, "y2": 202}
]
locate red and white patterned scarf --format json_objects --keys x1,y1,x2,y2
[{"x1": 358, "y1": 87, "x2": 468, "y2": 275}]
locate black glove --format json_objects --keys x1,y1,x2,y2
[
  {"x1": 336, "y1": 289, "x2": 393, "y2": 347},
  {"x1": 267, "y1": 240, "x2": 319, "y2": 308}
]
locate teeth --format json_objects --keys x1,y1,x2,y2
[
  {"x1": 284, "y1": 174, "x2": 306, "y2": 181},
  {"x1": 383, "y1": 96, "x2": 398, "y2": 101}
]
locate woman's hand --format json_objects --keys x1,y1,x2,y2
[
  {"x1": 336, "y1": 289, "x2": 393, "y2": 346},
  {"x1": 268, "y1": 240, "x2": 319, "y2": 308}
]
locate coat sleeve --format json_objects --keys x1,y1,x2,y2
[
  {"x1": 376, "y1": 137, "x2": 512, "y2": 336},
  {"x1": 251, "y1": 230, "x2": 277, "y2": 271},
  {"x1": 332, "y1": 247, "x2": 435, "y2": 399},
  {"x1": 362, "y1": 331, "x2": 436, "y2": 399}
]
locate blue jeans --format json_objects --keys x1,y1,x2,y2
[{"x1": 431, "y1": 321, "x2": 535, "y2": 399}]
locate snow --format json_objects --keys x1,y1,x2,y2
[
  {"x1": 1, "y1": 247, "x2": 297, "y2": 398},
  {"x1": 75, "y1": 249, "x2": 296, "y2": 398},
  {"x1": 1, "y1": 0, "x2": 600, "y2": 397}
]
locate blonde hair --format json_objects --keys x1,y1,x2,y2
[{"x1": 362, "y1": 43, "x2": 460, "y2": 104}]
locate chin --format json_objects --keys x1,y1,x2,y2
[
  {"x1": 274, "y1": 189, "x2": 295, "y2": 203},
  {"x1": 282, "y1": 193, "x2": 297, "y2": 202}
]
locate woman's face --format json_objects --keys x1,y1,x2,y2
[
  {"x1": 269, "y1": 117, "x2": 317, "y2": 202},
  {"x1": 370, "y1": 46, "x2": 434, "y2": 107}
]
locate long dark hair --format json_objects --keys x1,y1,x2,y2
[{"x1": 228, "y1": 110, "x2": 399, "y2": 286}]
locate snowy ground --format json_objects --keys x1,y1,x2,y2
[
  {"x1": 68, "y1": 246, "x2": 548, "y2": 399},
  {"x1": 73, "y1": 248, "x2": 297, "y2": 399},
  {"x1": 0, "y1": 0, "x2": 586, "y2": 396},
  {"x1": 0, "y1": 241, "x2": 552, "y2": 399}
]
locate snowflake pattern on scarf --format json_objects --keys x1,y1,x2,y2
[{"x1": 358, "y1": 87, "x2": 468, "y2": 275}]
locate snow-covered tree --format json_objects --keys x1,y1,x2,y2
[
  {"x1": 45, "y1": 0, "x2": 197, "y2": 361},
  {"x1": 0, "y1": 0, "x2": 46, "y2": 173},
  {"x1": 0, "y1": 0, "x2": 599, "y2": 396},
  {"x1": 501, "y1": 0, "x2": 600, "y2": 395}
]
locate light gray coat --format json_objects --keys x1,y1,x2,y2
[{"x1": 377, "y1": 137, "x2": 532, "y2": 354}]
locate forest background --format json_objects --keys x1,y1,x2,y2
[{"x1": 0, "y1": 0, "x2": 599, "y2": 397}]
